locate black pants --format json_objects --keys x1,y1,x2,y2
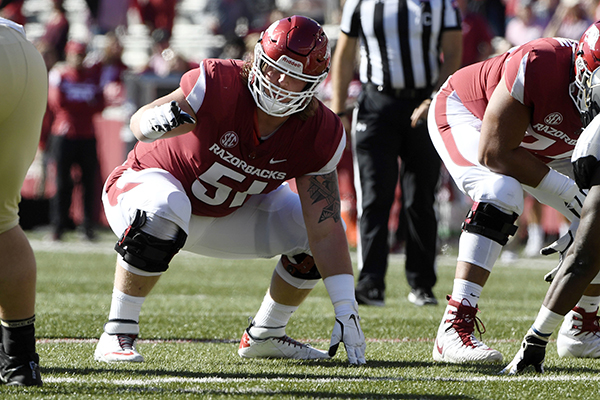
[
  {"x1": 50, "y1": 136, "x2": 99, "y2": 233},
  {"x1": 355, "y1": 85, "x2": 440, "y2": 290}
]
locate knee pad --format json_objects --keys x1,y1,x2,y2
[
  {"x1": 282, "y1": 253, "x2": 321, "y2": 280},
  {"x1": 275, "y1": 253, "x2": 321, "y2": 290},
  {"x1": 461, "y1": 202, "x2": 518, "y2": 245},
  {"x1": 115, "y1": 210, "x2": 187, "y2": 274}
]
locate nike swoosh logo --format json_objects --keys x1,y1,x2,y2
[
  {"x1": 0, "y1": 366, "x2": 19, "y2": 383},
  {"x1": 109, "y1": 351, "x2": 135, "y2": 356},
  {"x1": 269, "y1": 158, "x2": 287, "y2": 164},
  {"x1": 435, "y1": 338, "x2": 443, "y2": 355}
]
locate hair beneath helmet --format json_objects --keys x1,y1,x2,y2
[
  {"x1": 247, "y1": 15, "x2": 330, "y2": 117},
  {"x1": 570, "y1": 21, "x2": 600, "y2": 126}
]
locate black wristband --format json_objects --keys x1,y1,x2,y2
[{"x1": 336, "y1": 111, "x2": 348, "y2": 117}]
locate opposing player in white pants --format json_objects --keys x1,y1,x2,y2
[
  {"x1": 502, "y1": 67, "x2": 600, "y2": 373},
  {"x1": 428, "y1": 21, "x2": 600, "y2": 364},
  {"x1": 93, "y1": 15, "x2": 366, "y2": 366}
]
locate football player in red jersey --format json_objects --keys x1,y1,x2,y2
[
  {"x1": 94, "y1": 15, "x2": 366, "y2": 365},
  {"x1": 429, "y1": 21, "x2": 600, "y2": 365},
  {"x1": 503, "y1": 24, "x2": 600, "y2": 373}
]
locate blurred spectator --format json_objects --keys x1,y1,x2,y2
[
  {"x1": 458, "y1": 0, "x2": 494, "y2": 66},
  {"x1": 132, "y1": 0, "x2": 177, "y2": 38},
  {"x1": 95, "y1": 0, "x2": 131, "y2": 34},
  {"x1": 219, "y1": 35, "x2": 247, "y2": 60},
  {"x1": 277, "y1": 0, "x2": 326, "y2": 24},
  {"x1": 47, "y1": 41, "x2": 105, "y2": 241},
  {"x1": 485, "y1": 0, "x2": 507, "y2": 37},
  {"x1": 142, "y1": 28, "x2": 198, "y2": 77},
  {"x1": 0, "y1": 0, "x2": 24, "y2": 25},
  {"x1": 84, "y1": 0, "x2": 100, "y2": 21},
  {"x1": 205, "y1": 0, "x2": 254, "y2": 39},
  {"x1": 94, "y1": 32, "x2": 136, "y2": 160},
  {"x1": 98, "y1": 32, "x2": 129, "y2": 107},
  {"x1": 505, "y1": 0, "x2": 546, "y2": 46},
  {"x1": 204, "y1": 0, "x2": 277, "y2": 58},
  {"x1": 40, "y1": 0, "x2": 70, "y2": 62},
  {"x1": 544, "y1": 0, "x2": 592, "y2": 39},
  {"x1": 534, "y1": 0, "x2": 561, "y2": 27}
]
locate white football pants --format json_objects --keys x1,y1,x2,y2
[{"x1": 102, "y1": 167, "x2": 312, "y2": 260}]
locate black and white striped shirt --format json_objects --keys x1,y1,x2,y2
[{"x1": 340, "y1": 0, "x2": 461, "y2": 90}]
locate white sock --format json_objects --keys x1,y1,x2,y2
[
  {"x1": 532, "y1": 305, "x2": 563, "y2": 337},
  {"x1": 250, "y1": 292, "x2": 298, "y2": 338},
  {"x1": 576, "y1": 295, "x2": 600, "y2": 313},
  {"x1": 451, "y1": 279, "x2": 482, "y2": 307},
  {"x1": 108, "y1": 288, "x2": 146, "y2": 323},
  {"x1": 527, "y1": 223, "x2": 543, "y2": 241}
]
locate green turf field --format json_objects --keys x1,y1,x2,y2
[{"x1": 4, "y1": 231, "x2": 600, "y2": 399}]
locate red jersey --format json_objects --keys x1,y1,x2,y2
[
  {"x1": 443, "y1": 37, "x2": 582, "y2": 163},
  {"x1": 48, "y1": 63, "x2": 105, "y2": 139},
  {"x1": 111, "y1": 58, "x2": 345, "y2": 217}
]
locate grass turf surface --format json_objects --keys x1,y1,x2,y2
[{"x1": 4, "y1": 231, "x2": 600, "y2": 399}]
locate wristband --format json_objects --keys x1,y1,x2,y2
[
  {"x1": 536, "y1": 169, "x2": 575, "y2": 201},
  {"x1": 323, "y1": 274, "x2": 357, "y2": 315},
  {"x1": 531, "y1": 305, "x2": 563, "y2": 337},
  {"x1": 336, "y1": 111, "x2": 348, "y2": 117}
]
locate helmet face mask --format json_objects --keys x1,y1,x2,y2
[
  {"x1": 248, "y1": 15, "x2": 330, "y2": 117},
  {"x1": 570, "y1": 22, "x2": 600, "y2": 126}
]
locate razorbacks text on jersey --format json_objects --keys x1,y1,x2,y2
[
  {"x1": 443, "y1": 37, "x2": 582, "y2": 163},
  {"x1": 106, "y1": 58, "x2": 346, "y2": 217}
]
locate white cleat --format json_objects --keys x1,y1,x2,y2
[
  {"x1": 433, "y1": 296, "x2": 503, "y2": 363},
  {"x1": 238, "y1": 324, "x2": 330, "y2": 360},
  {"x1": 94, "y1": 332, "x2": 144, "y2": 363},
  {"x1": 557, "y1": 307, "x2": 600, "y2": 358}
]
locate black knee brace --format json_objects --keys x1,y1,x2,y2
[
  {"x1": 281, "y1": 253, "x2": 321, "y2": 280},
  {"x1": 461, "y1": 202, "x2": 518, "y2": 246},
  {"x1": 115, "y1": 210, "x2": 187, "y2": 273}
]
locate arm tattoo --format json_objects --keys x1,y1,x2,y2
[{"x1": 308, "y1": 171, "x2": 341, "y2": 223}]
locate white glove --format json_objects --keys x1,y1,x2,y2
[
  {"x1": 500, "y1": 329, "x2": 548, "y2": 374},
  {"x1": 541, "y1": 219, "x2": 579, "y2": 282},
  {"x1": 139, "y1": 100, "x2": 195, "y2": 140},
  {"x1": 328, "y1": 309, "x2": 366, "y2": 365},
  {"x1": 561, "y1": 184, "x2": 586, "y2": 219}
]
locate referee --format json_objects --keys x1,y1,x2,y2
[{"x1": 330, "y1": 0, "x2": 462, "y2": 306}]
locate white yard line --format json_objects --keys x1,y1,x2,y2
[{"x1": 43, "y1": 374, "x2": 600, "y2": 385}]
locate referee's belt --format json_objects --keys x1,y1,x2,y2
[{"x1": 365, "y1": 83, "x2": 432, "y2": 99}]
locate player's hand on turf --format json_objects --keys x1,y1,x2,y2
[
  {"x1": 541, "y1": 219, "x2": 579, "y2": 282},
  {"x1": 329, "y1": 308, "x2": 366, "y2": 365},
  {"x1": 500, "y1": 329, "x2": 548, "y2": 374},
  {"x1": 140, "y1": 100, "x2": 195, "y2": 140}
]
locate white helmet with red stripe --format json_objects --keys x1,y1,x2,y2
[
  {"x1": 248, "y1": 15, "x2": 330, "y2": 117},
  {"x1": 571, "y1": 21, "x2": 600, "y2": 126}
]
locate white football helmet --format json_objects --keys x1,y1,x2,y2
[
  {"x1": 248, "y1": 15, "x2": 330, "y2": 117},
  {"x1": 570, "y1": 21, "x2": 600, "y2": 126}
]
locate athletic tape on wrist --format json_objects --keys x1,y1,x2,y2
[
  {"x1": 536, "y1": 169, "x2": 575, "y2": 200},
  {"x1": 323, "y1": 274, "x2": 357, "y2": 315}
]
